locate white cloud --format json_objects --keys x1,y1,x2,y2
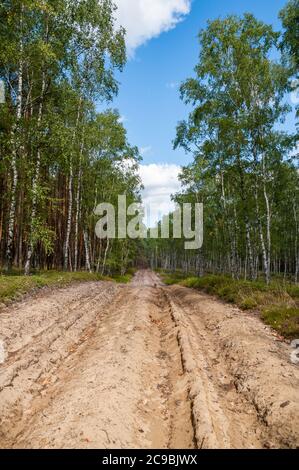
[
  {"x1": 139, "y1": 163, "x2": 182, "y2": 226},
  {"x1": 140, "y1": 145, "x2": 152, "y2": 156},
  {"x1": 115, "y1": 0, "x2": 192, "y2": 55}
]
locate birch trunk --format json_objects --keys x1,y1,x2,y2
[
  {"x1": 63, "y1": 99, "x2": 82, "y2": 271},
  {"x1": 6, "y1": 7, "x2": 23, "y2": 269},
  {"x1": 24, "y1": 68, "x2": 46, "y2": 275},
  {"x1": 245, "y1": 219, "x2": 255, "y2": 280},
  {"x1": 24, "y1": 14, "x2": 50, "y2": 275},
  {"x1": 74, "y1": 138, "x2": 84, "y2": 272},
  {"x1": 64, "y1": 164, "x2": 73, "y2": 270},
  {"x1": 101, "y1": 239, "x2": 110, "y2": 275},
  {"x1": 263, "y1": 156, "x2": 271, "y2": 284},
  {"x1": 294, "y1": 203, "x2": 298, "y2": 284},
  {"x1": 254, "y1": 182, "x2": 268, "y2": 284},
  {"x1": 83, "y1": 230, "x2": 92, "y2": 273}
]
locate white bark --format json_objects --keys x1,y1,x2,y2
[
  {"x1": 74, "y1": 139, "x2": 84, "y2": 272},
  {"x1": 6, "y1": 7, "x2": 24, "y2": 269},
  {"x1": 294, "y1": 203, "x2": 298, "y2": 284},
  {"x1": 24, "y1": 66, "x2": 47, "y2": 275},
  {"x1": 255, "y1": 182, "x2": 268, "y2": 284},
  {"x1": 101, "y1": 239, "x2": 110, "y2": 276},
  {"x1": 245, "y1": 219, "x2": 255, "y2": 280},
  {"x1": 63, "y1": 99, "x2": 82, "y2": 270},
  {"x1": 263, "y1": 156, "x2": 271, "y2": 284},
  {"x1": 64, "y1": 165, "x2": 73, "y2": 270},
  {"x1": 83, "y1": 230, "x2": 92, "y2": 273}
]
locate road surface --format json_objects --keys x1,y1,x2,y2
[{"x1": 0, "y1": 270, "x2": 298, "y2": 448}]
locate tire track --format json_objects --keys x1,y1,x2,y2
[{"x1": 0, "y1": 270, "x2": 298, "y2": 449}]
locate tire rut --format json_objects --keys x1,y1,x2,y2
[{"x1": 0, "y1": 270, "x2": 298, "y2": 449}]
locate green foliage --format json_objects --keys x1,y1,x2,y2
[
  {"x1": 280, "y1": 0, "x2": 299, "y2": 71},
  {"x1": 31, "y1": 218, "x2": 56, "y2": 254},
  {"x1": 262, "y1": 306, "x2": 299, "y2": 338}
]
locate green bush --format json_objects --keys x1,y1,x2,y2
[
  {"x1": 286, "y1": 285, "x2": 299, "y2": 299},
  {"x1": 240, "y1": 297, "x2": 259, "y2": 310}
]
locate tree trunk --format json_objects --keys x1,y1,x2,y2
[
  {"x1": 24, "y1": 67, "x2": 46, "y2": 275},
  {"x1": 6, "y1": 9, "x2": 23, "y2": 270},
  {"x1": 101, "y1": 239, "x2": 110, "y2": 275},
  {"x1": 294, "y1": 202, "x2": 298, "y2": 284},
  {"x1": 83, "y1": 230, "x2": 92, "y2": 273},
  {"x1": 263, "y1": 156, "x2": 271, "y2": 284},
  {"x1": 74, "y1": 134, "x2": 85, "y2": 272},
  {"x1": 63, "y1": 99, "x2": 82, "y2": 271}
]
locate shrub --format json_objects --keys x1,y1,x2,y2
[
  {"x1": 262, "y1": 306, "x2": 299, "y2": 338},
  {"x1": 240, "y1": 297, "x2": 259, "y2": 310}
]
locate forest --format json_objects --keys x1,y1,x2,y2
[
  {"x1": 0, "y1": 0, "x2": 142, "y2": 276},
  {"x1": 147, "y1": 3, "x2": 299, "y2": 286},
  {"x1": 0, "y1": 0, "x2": 298, "y2": 285}
]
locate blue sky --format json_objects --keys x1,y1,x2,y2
[{"x1": 110, "y1": 0, "x2": 296, "y2": 225}]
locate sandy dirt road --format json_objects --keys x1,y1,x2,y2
[{"x1": 0, "y1": 270, "x2": 298, "y2": 449}]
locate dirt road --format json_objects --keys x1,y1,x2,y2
[{"x1": 0, "y1": 270, "x2": 298, "y2": 449}]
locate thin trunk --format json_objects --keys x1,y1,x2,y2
[
  {"x1": 74, "y1": 138, "x2": 84, "y2": 272},
  {"x1": 254, "y1": 182, "x2": 268, "y2": 284},
  {"x1": 6, "y1": 7, "x2": 23, "y2": 269},
  {"x1": 63, "y1": 99, "x2": 82, "y2": 270},
  {"x1": 101, "y1": 239, "x2": 110, "y2": 276},
  {"x1": 294, "y1": 202, "x2": 298, "y2": 284},
  {"x1": 263, "y1": 156, "x2": 271, "y2": 284},
  {"x1": 83, "y1": 231, "x2": 91, "y2": 273},
  {"x1": 24, "y1": 66, "x2": 47, "y2": 275},
  {"x1": 64, "y1": 165, "x2": 73, "y2": 270},
  {"x1": 245, "y1": 219, "x2": 255, "y2": 280},
  {"x1": 96, "y1": 239, "x2": 102, "y2": 274}
]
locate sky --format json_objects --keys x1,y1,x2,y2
[{"x1": 111, "y1": 0, "x2": 296, "y2": 225}]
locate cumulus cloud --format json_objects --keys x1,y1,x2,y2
[
  {"x1": 139, "y1": 163, "x2": 182, "y2": 226},
  {"x1": 115, "y1": 0, "x2": 192, "y2": 55}
]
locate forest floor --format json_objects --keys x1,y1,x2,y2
[{"x1": 0, "y1": 270, "x2": 298, "y2": 449}]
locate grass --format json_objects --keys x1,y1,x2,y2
[
  {"x1": 159, "y1": 271, "x2": 299, "y2": 339},
  {"x1": 0, "y1": 270, "x2": 134, "y2": 305}
]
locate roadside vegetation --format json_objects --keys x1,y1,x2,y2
[
  {"x1": 159, "y1": 271, "x2": 299, "y2": 338},
  {"x1": 0, "y1": 270, "x2": 134, "y2": 305}
]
